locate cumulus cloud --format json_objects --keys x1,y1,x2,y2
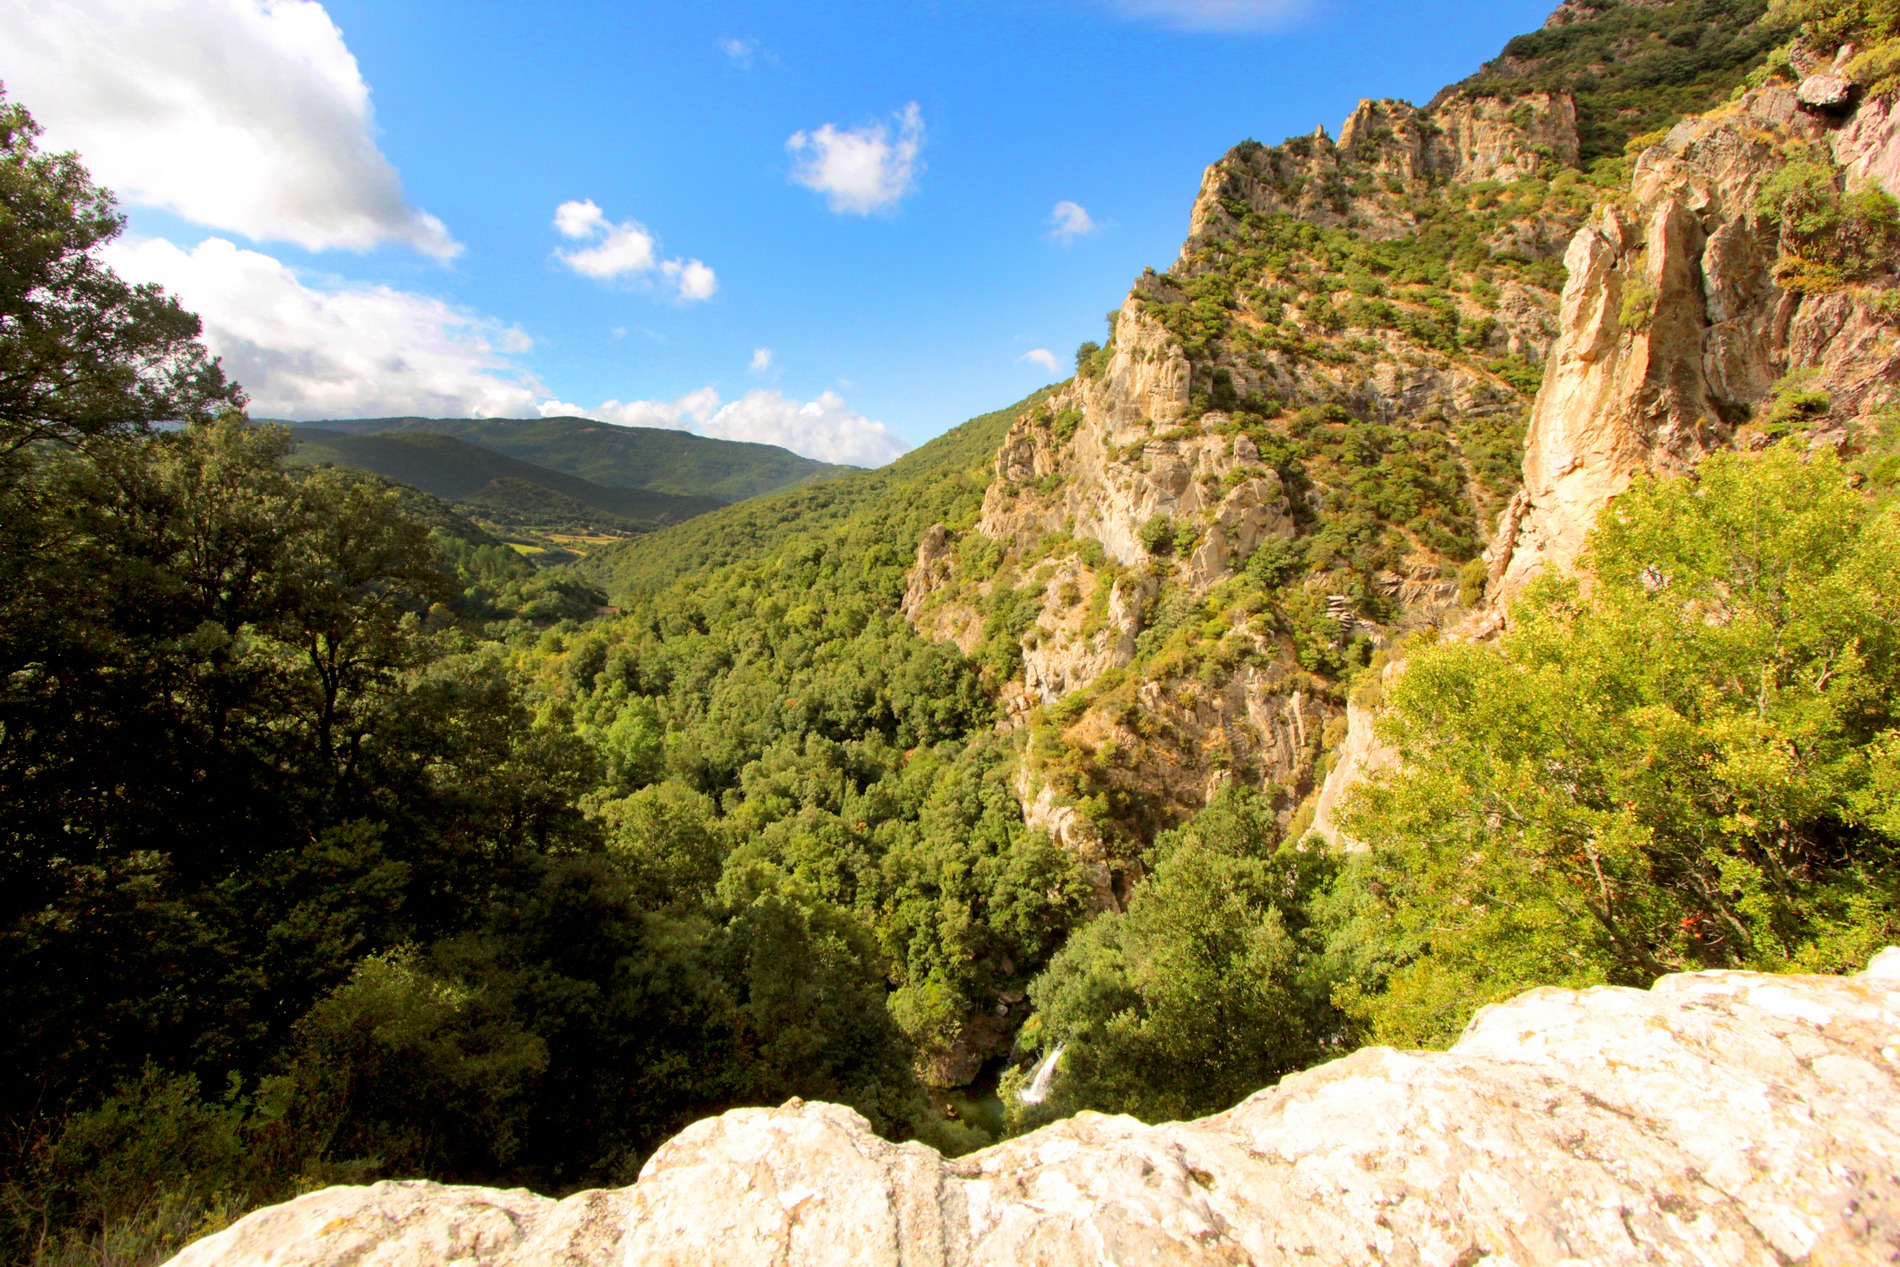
[
  {"x1": 662, "y1": 258, "x2": 718, "y2": 301},
  {"x1": 540, "y1": 388, "x2": 721, "y2": 432},
  {"x1": 750, "y1": 347, "x2": 774, "y2": 372},
  {"x1": 1102, "y1": 0, "x2": 1309, "y2": 31},
  {"x1": 1020, "y1": 348, "x2": 1061, "y2": 373},
  {"x1": 553, "y1": 199, "x2": 715, "y2": 300},
  {"x1": 541, "y1": 388, "x2": 905, "y2": 467},
  {"x1": 0, "y1": 0, "x2": 458, "y2": 258},
  {"x1": 1049, "y1": 200, "x2": 1098, "y2": 240},
  {"x1": 718, "y1": 36, "x2": 757, "y2": 67},
  {"x1": 103, "y1": 235, "x2": 541, "y2": 418},
  {"x1": 787, "y1": 103, "x2": 924, "y2": 215},
  {"x1": 704, "y1": 390, "x2": 905, "y2": 466}
]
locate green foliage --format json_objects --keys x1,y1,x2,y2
[
  {"x1": 1777, "y1": 0, "x2": 1900, "y2": 47},
  {"x1": 1074, "y1": 341, "x2": 1102, "y2": 378},
  {"x1": 1452, "y1": 0, "x2": 1790, "y2": 162},
  {"x1": 1619, "y1": 268, "x2": 1659, "y2": 330},
  {"x1": 585, "y1": 392, "x2": 1044, "y2": 597},
  {"x1": 1458, "y1": 556, "x2": 1490, "y2": 606},
  {"x1": 1756, "y1": 151, "x2": 1900, "y2": 293},
  {"x1": 1243, "y1": 534, "x2": 1305, "y2": 590},
  {"x1": 1, "y1": 398, "x2": 1025, "y2": 1260},
  {"x1": 1135, "y1": 511, "x2": 1200, "y2": 562},
  {"x1": 1011, "y1": 788, "x2": 1340, "y2": 1126},
  {"x1": 1338, "y1": 445, "x2": 1900, "y2": 1046},
  {"x1": 1760, "y1": 370, "x2": 1833, "y2": 436},
  {"x1": 1772, "y1": 0, "x2": 1900, "y2": 91},
  {"x1": 498, "y1": 390, "x2": 1094, "y2": 1103},
  {"x1": 3, "y1": 1069, "x2": 262, "y2": 1267},
  {"x1": 0, "y1": 90, "x2": 240, "y2": 457},
  {"x1": 1453, "y1": 409, "x2": 1531, "y2": 506},
  {"x1": 1282, "y1": 405, "x2": 1483, "y2": 568}
]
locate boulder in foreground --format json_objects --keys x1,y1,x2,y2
[{"x1": 166, "y1": 954, "x2": 1900, "y2": 1265}]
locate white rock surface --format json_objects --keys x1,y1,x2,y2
[
  {"x1": 167, "y1": 955, "x2": 1900, "y2": 1266},
  {"x1": 1797, "y1": 73, "x2": 1855, "y2": 111}
]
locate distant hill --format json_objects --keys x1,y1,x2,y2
[
  {"x1": 286, "y1": 415, "x2": 853, "y2": 502},
  {"x1": 580, "y1": 388, "x2": 1048, "y2": 599},
  {"x1": 290, "y1": 428, "x2": 723, "y2": 536}
]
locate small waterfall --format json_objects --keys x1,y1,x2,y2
[{"x1": 1017, "y1": 1043, "x2": 1064, "y2": 1105}]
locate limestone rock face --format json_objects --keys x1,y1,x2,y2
[
  {"x1": 166, "y1": 953, "x2": 1900, "y2": 1266},
  {"x1": 1186, "y1": 92, "x2": 1580, "y2": 245},
  {"x1": 1488, "y1": 85, "x2": 1900, "y2": 610},
  {"x1": 1319, "y1": 84, "x2": 1900, "y2": 833},
  {"x1": 1309, "y1": 696, "x2": 1396, "y2": 849},
  {"x1": 1834, "y1": 92, "x2": 1900, "y2": 201},
  {"x1": 1797, "y1": 72, "x2": 1855, "y2": 112},
  {"x1": 901, "y1": 76, "x2": 1591, "y2": 857},
  {"x1": 901, "y1": 523, "x2": 984, "y2": 656}
]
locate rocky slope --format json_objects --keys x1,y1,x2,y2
[
  {"x1": 1311, "y1": 59, "x2": 1900, "y2": 841},
  {"x1": 901, "y1": 84, "x2": 1599, "y2": 887},
  {"x1": 1489, "y1": 81, "x2": 1900, "y2": 611},
  {"x1": 164, "y1": 951, "x2": 1900, "y2": 1265},
  {"x1": 905, "y1": 6, "x2": 1900, "y2": 879}
]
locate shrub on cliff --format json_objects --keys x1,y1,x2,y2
[
  {"x1": 1337, "y1": 444, "x2": 1900, "y2": 1045},
  {"x1": 1757, "y1": 145, "x2": 1900, "y2": 294}
]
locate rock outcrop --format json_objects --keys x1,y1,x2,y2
[
  {"x1": 1488, "y1": 82, "x2": 1900, "y2": 610},
  {"x1": 1310, "y1": 74, "x2": 1900, "y2": 840},
  {"x1": 166, "y1": 952, "x2": 1900, "y2": 1266},
  {"x1": 902, "y1": 82, "x2": 1583, "y2": 863}
]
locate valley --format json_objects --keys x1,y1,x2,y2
[{"x1": 5, "y1": 0, "x2": 1900, "y2": 1260}]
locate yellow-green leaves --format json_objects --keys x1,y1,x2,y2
[{"x1": 1340, "y1": 445, "x2": 1900, "y2": 1043}]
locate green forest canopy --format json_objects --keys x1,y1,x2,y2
[{"x1": 6, "y1": 0, "x2": 1899, "y2": 1260}]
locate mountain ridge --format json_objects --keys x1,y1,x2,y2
[{"x1": 281, "y1": 414, "x2": 853, "y2": 501}]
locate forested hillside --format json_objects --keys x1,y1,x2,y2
[
  {"x1": 7, "y1": 0, "x2": 1900, "y2": 1262},
  {"x1": 292, "y1": 415, "x2": 850, "y2": 501},
  {"x1": 291, "y1": 427, "x2": 723, "y2": 538}
]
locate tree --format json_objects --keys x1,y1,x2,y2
[
  {"x1": 1338, "y1": 445, "x2": 1900, "y2": 1047},
  {"x1": 0, "y1": 90, "x2": 239, "y2": 458},
  {"x1": 1012, "y1": 787, "x2": 1339, "y2": 1126}
]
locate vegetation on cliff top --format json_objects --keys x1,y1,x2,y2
[{"x1": 1448, "y1": 0, "x2": 1790, "y2": 161}]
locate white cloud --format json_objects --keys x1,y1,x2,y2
[
  {"x1": 662, "y1": 257, "x2": 719, "y2": 301},
  {"x1": 787, "y1": 103, "x2": 924, "y2": 215},
  {"x1": 1049, "y1": 200, "x2": 1098, "y2": 240},
  {"x1": 553, "y1": 199, "x2": 609, "y2": 240},
  {"x1": 552, "y1": 199, "x2": 715, "y2": 300},
  {"x1": 719, "y1": 36, "x2": 757, "y2": 67},
  {"x1": 704, "y1": 390, "x2": 905, "y2": 466},
  {"x1": 541, "y1": 388, "x2": 906, "y2": 467},
  {"x1": 540, "y1": 388, "x2": 721, "y2": 431},
  {"x1": 1020, "y1": 348, "x2": 1061, "y2": 373},
  {"x1": 1102, "y1": 0, "x2": 1309, "y2": 31},
  {"x1": 104, "y1": 235, "x2": 541, "y2": 418},
  {"x1": 0, "y1": 0, "x2": 458, "y2": 258},
  {"x1": 750, "y1": 347, "x2": 774, "y2": 372},
  {"x1": 553, "y1": 199, "x2": 655, "y2": 278}
]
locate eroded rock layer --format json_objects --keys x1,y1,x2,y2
[{"x1": 167, "y1": 953, "x2": 1900, "y2": 1266}]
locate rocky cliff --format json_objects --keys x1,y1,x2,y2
[
  {"x1": 164, "y1": 952, "x2": 1900, "y2": 1265},
  {"x1": 1487, "y1": 81, "x2": 1900, "y2": 613},
  {"x1": 1308, "y1": 53, "x2": 1900, "y2": 841},
  {"x1": 901, "y1": 82, "x2": 1599, "y2": 886},
  {"x1": 898, "y1": 14, "x2": 1900, "y2": 1093}
]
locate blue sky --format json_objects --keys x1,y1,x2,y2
[{"x1": 1, "y1": 0, "x2": 1552, "y2": 464}]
